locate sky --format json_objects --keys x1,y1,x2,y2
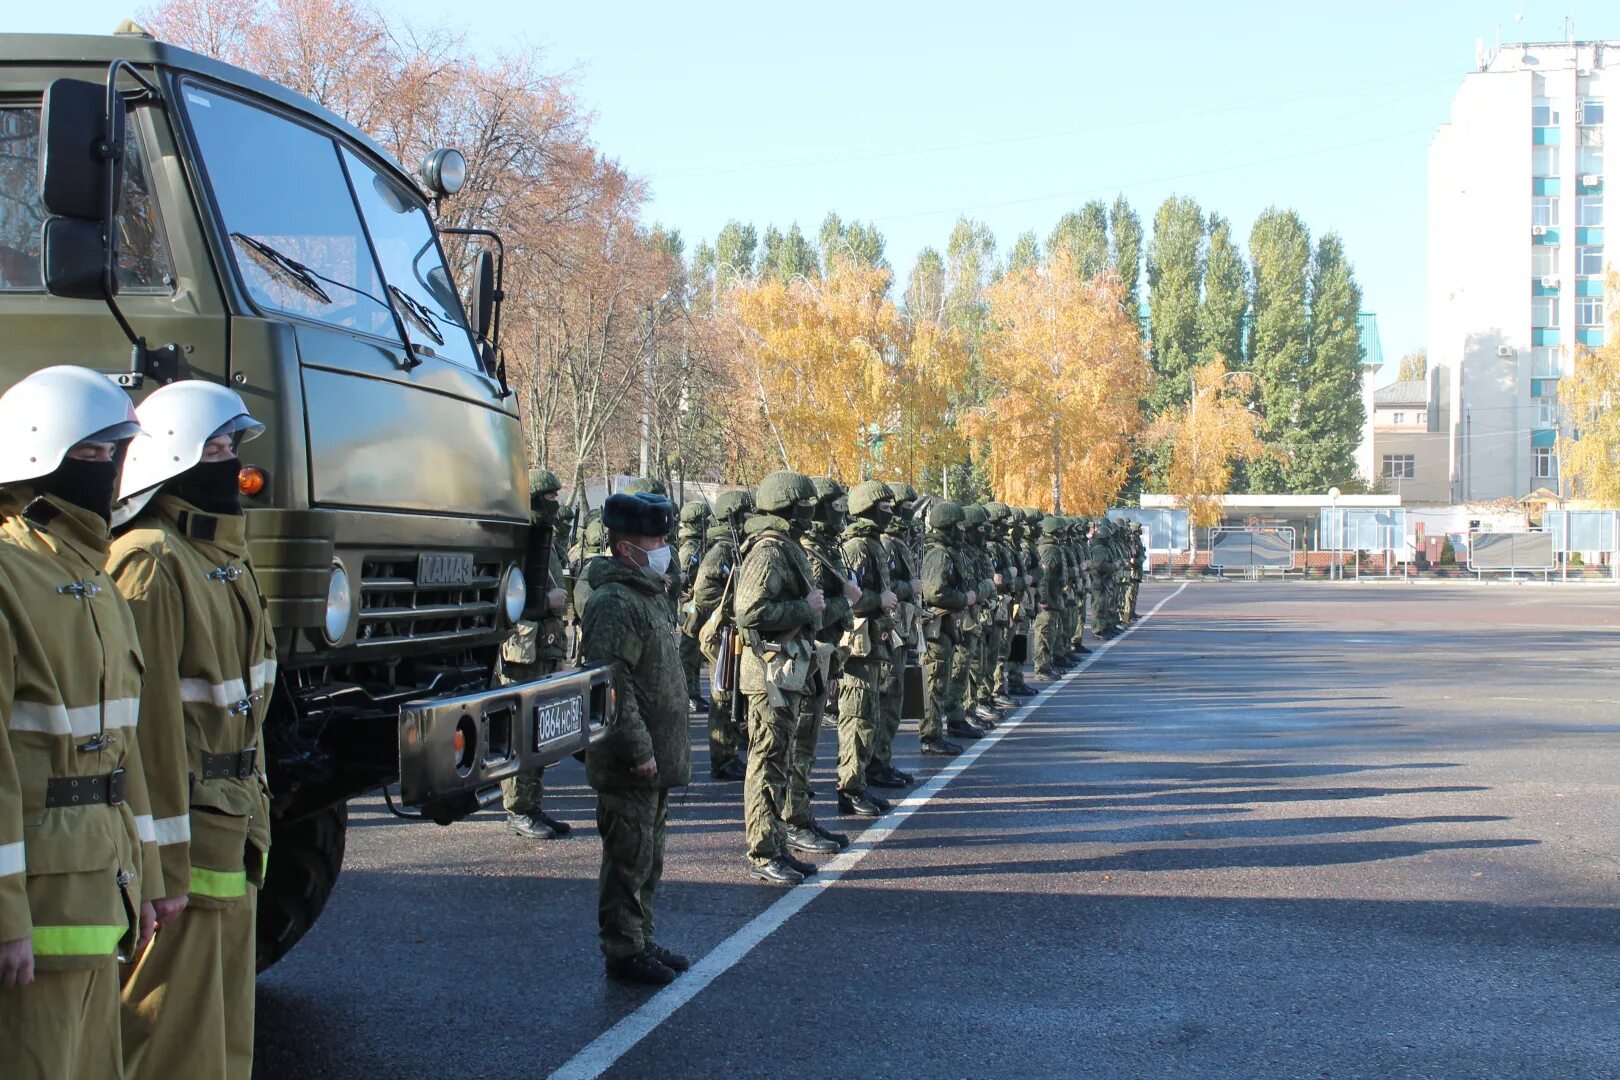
[{"x1": 15, "y1": 1, "x2": 1620, "y2": 371}]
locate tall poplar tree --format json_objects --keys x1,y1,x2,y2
[
  {"x1": 1006, "y1": 230, "x2": 1041, "y2": 274},
  {"x1": 1245, "y1": 208, "x2": 1311, "y2": 492},
  {"x1": 1199, "y1": 214, "x2": 1248, "y2": 369},
  {"x1": 1110, "y1": 194, "x2": 1144, "y2": 329},
  {"x1": 760, "y1": 223, "x2": 820, "y2": 282},
  {"x1": 819, "y1": 212, "x2": 888, "y2": 272},
  {"x1": 1146, "y1": 195, "x2": 1206, "y2": 413},
  {"x1": 714, "y1": 220, "x2": 759, "y2": 281},
  {"x1": 1294, "y1": 233, "x2": 1366, "y2": 490},
  {"x1": 1047, "y1": 201, "x2": 1111, "y2": 279}
]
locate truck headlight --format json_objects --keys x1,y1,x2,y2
[
  {"x1": 502, "y1": 565, "x2": 526, "y2": 624},
  {"x1": 324, "y1": 561, "x2": 353, "y2": 644}
]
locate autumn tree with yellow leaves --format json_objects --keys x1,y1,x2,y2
[
  {"x1": 1149, "y1": 359, "x2": 1266, "y2": 543},
  {"x1": 970, "y1": 249, "x2": 1150, "y2": 512},
  {"x1": 1558, "y1": 274, "x2": 1620, "y2": 505}
]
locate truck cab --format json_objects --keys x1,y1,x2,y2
[{"x1": 0, "y1": 31, "x2": 611, "y2": 967}]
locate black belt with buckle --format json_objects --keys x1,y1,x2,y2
[
  {"x1": 199, "y1": 747, "x2": 258, "y2": 780},
  {"x1": 44, "y1": 768, "x2": 127, "y2": 808}
]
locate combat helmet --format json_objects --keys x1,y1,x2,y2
[
  {"x1": 985, "y1": 502, "x2": 1010, "y2": 536},
  {"x1": 848, "y1": 479, "x2": 893, "y2": 521},
  {"x1": 887, "y1": 481, "x2": 919, "y2": 510},
  {"x1": 927, "y1": 500, "x2": 965, "y2": 532},
  {"x1": 961, "y1": 504, "x2": 989, "y2": 539},
  {"x1": 1039, "y1": 514, "x2": 1063, "y2": 537},
  {"x1": 621, "y1": 476, "x2": 667, "y2": 497},
  {"x1": 756, "y1": 470, "x2": 816, "y2": 515},
  {"x1": 679, "y1": 499, "x2": 712, "y2": 526},
  {"x1": 713, "y1": 489, "x2": 753, "y2": 526}
]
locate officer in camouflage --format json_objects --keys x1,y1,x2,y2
[
  {"x1": 735, "y1": 471, "x2": 826, "y2": 886},
  {"x1": 690, "y1": 490, "x2": 752, "y2": 781},
  {"x1": 621, "y1": 477, "x2": 682, "y2": 620},
  {"x1": 953, "y1": 505, "x2": 994, "y2": 736},
  {"x1": 676, "y1": 499, "x2": 712, "y2": 714},
  {"x1": 785, "y1": 478, "x2": 858, "y2": 854},
  {"x1": 869, "y1": 483, "x2": 920, "y2": 788},
  {"x1": 1068, "y1": 516, "x2": 1093, "y2": 659},
  {"x1": 920, "y1": 500, "x2": 972, "y2": 756},
  {"x1": 1126, "y1": 520, "x2": 1146, "y2": 621},
  {"x1": 982, "y1": 503, "x2": 1021, "y2": 711},
  {"x1": 500, "y1": 468, "x2": 573, "y2": 841},
  {"x1": 1033, "y1": 514, "x2": 1067, "y2": 679},
  {"x1": 836, "y1": 481, "x2": 898, "y2": 817},
  {"x1": 580, "y1": 492, "x2": 693, "y2": 986}
]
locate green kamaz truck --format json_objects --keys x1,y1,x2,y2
[{"x1": 0, "y1": 31, "x2": 612, "y2": 968}]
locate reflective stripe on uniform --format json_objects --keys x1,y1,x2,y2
[
  {"x1": 152, "y1": 815, "x2": 191, "y2": 845},
  {"x1": 177, "y1": 660, "x2": 278, "y2": 707},
  {"x1": 8, "y1": 697, "x2": 141, "y2": 737},
  {"x1": 189, "y1": 865, "x2": 247, "y2": 899},
  {"x1": 32, "y1": 924, "x2": 125, "y2": 956},
  {"x1": 134, "y1": 814, "x2": 156, "y2": 844},
  {"x1": 0, "y1": 841, "x2": 23, "y2": 877}
]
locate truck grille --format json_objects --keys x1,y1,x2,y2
[{"x1": 358, "y1": 557, "x2": 502, "y2": 646}]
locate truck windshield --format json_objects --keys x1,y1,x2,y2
[
  {"x1": 341, "y1": 148, "x2": 481, "y2": 369},
  {"x1": 181, "y1": 82, "x2": 399, "y2": 342}
]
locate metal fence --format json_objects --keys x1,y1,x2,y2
[{"x1": 1209, "y1": 527, "x2": 1296, "y2": 576}]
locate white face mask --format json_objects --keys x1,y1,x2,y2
[{"x1": 643, "y1": 543, "x2": 672, "y2": 578}]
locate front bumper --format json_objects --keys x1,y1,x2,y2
[{"x1": 397, "y1": 664, "x2": 614, "y2": 823}]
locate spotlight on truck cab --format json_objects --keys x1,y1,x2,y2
[{"x1": 419, "y1": 148, "x2": 466, "y2": 197}]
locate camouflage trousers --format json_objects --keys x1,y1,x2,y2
[
  {"x1": 786, "y1": 667, "x2": 832, "y2": 827},
  {"x1": 836, "y1": 655, "x2": 882, "y2": 797},
  {"x1": 709, "y1": 688, "x2": 742, "y2": 772},
  {"x1": 500, "y1": 656, "x2": 558, "y2": 814},
  {"x1": 743, "y1": 692, "x2": 798, "y2": 864},
  {"x1": 921, "y1": 634, "x2": 961, "y2": 741},
  {"x1": 1126, "y1": 579, "x2": 1141, "y2": 620},
  {"x1": 1033, "y1": 607, "x2": 1063, "y2": 674},
  {"x1": 982, "y1": 622, "x2": 1007, "y2": 700},
  {"x1": 595, "y1": 786, "x2": 668, "y2": 961},
  {"x1": 679, "y1": 631, "x2": 703, "y2": 698},
  {"x1": 871, "y1": 644, "x2": 905, "y2": 771},
  {"x1": 954, "y1": 627, "x2": 982, "y2": 716}
]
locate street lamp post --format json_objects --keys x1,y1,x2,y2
[{"x1": 1328, "y1": 486, "x2": 1342, "y2": 581}]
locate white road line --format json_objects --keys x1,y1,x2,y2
[{"x1": 548, "y1": 582, "x2": 1190, "y2": 1080}]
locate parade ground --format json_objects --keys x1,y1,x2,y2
[{"x1": 256, "y1": 583, "x2": 1620, "y2": 1079}]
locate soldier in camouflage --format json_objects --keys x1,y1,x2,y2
[
  {"x1": 621, "y1": 477, "x2": 682, "y2": 620},
  {"x1": 580, "y1": 492, "x2": 693, "y2": 986},
  {"x1": 735, "y1": 471, "x2": 827, "y2": 886},
  {"x1": 1033, "y1": 514, "x2": 1067, "y2": 679},
  {"x1": 869, "y1": 483, "x2": 921, "y2": 788},
  {"x1": 676, "y1": 499, "x2": 711, "y2": 713},
  {"x1": 836, "y1": 481, "x2": 899, "y2": 817},
  {"x1": 501, "y1": 468, "x2": 573, "y2": 841},
  {"x1": 983, "y1": 503, "x2": 1021, "y2": 710},
  {"x1": 920, "y1": 501, "x2": 972, "y2": 756},
  {"x1": 953, "y1": 505, "x2": 995, "y2": 735},
  {"x1": 1068, "y1": 516, "x2": 1094, "y2": 658},
  {"x1": 690, "y1": 491, "x2": 752, "y2": 781},
  {"x1": 1126, "y1": 520, "x2": 1146, "y2": 621}
]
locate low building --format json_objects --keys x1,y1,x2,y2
[{"x1": 1371, "y1": 373, "x2": 1452, "y2": 503}]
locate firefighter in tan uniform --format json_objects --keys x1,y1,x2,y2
[
  {"x1": 108, "y1": 382, "x2": 276, "y2": 1080},
  {"x1": 0, "y1": 366, "x2": 160, "y2": 1080}
]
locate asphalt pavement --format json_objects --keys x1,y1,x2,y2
[{"x1": 255, "y1": 582, "x2": 1620, "y2": 1079}]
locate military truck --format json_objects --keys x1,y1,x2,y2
[{"x1": 0, "y1": 31, "x2": 613, "y2": 968}]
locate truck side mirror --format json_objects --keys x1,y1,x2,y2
[
  {"x1": 38, "y1": 78, "x2": 126, "y2": 300},
  {"x1": 470, "y1": 249, "x2": 496, "y2": 341}
]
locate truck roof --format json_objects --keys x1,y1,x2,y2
[{"x1": 0, "y1": 32, "x2": 411, "y2": 186}]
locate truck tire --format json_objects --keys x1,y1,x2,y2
[{"x1": 256, "y1": 802, "x2": 348, "y2": 972}]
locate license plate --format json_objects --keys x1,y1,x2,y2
[
  {"x1": 535, "y1": 695, "x2": 584, "y2": 747},
  {"x1": 417, "y1": 552, "x2": 475, "y2": 586}
]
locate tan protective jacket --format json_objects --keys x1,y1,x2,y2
[
  {"x1": 109, "y1": 497, "x2": 275, "y2": 906},
  {"x1": 0, "y1": 492, "x2": 160, "y2": 970}
]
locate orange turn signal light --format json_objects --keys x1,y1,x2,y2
[
  {"x1": 452, "y1": 729, "x2": 466, "y2": 756},
  {"x1": 238, "y1": 466, "x2": 268, "y2": 497}
]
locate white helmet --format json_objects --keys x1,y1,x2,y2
[
  {"x1": 118, "y1": 380, "x2": 265, "y2": 505},
  {"x1": 0, "y1": 366, "x2": 142, "y2": 486}
]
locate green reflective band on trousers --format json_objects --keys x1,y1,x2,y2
[
  {"x1": 191, "y1": 865, "x2": 248, "y2": 899},
  {"x1": 32, "y1": 924, "x2": 126, "y2": 955}
]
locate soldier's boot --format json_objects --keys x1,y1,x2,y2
[
  {"x1": 780, "y1": 852, "x2": 820, "y2": 878},
  {"x1": 747, "y1": 857, "x2": 805, "y2": 886},
  {"x1": 920, "y1": 737, "x2": 963, "y2": 756},
  {"x1": 711, "y1": 758, "x2": 746, "y2": 782},
  {"x1": 606, "y1": 951, "x2": 678, "y2": 986},
  {"x1": 786, "y1": 822, "x2": 840, "y2": 854},
  {"x1": 648, "y1": 943, "x2": 692, "y2": 972},
  {"x1": 837, "y1": 791, "x2": 886, "y2": 817}
]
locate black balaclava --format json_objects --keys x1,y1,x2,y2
[
  {"x1": 40, "y1": 457, "x2": 121, "y2": 523},
  {"x1": 168, "y1": 459, "x2": 243, "y2": 516}
]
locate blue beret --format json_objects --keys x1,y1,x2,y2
[{"x1": 602, "y1": 492, "x2": 674, "y2": 536}]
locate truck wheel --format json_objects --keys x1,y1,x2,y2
[{"x1": 256, "y1": 802, "x2": 348, "y2": 972}]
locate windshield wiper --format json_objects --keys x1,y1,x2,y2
[
  {"x1": 231, "y1": 233, "x2": 333, "y2": 305},
  {"x1": 388, "y1": 284, "x2": 446, "y2": 346}
]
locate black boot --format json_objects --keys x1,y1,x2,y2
[
  {"x1": 781, "y1": 852, "x2": 820, "y2": 877},
  {"x1": 921, "y1": 737, "x2": 963, "y2": 756},
  {"x1": 647, "y1": 942, "x2": 691, "y2": 972},
  {"x1": 606, "y1": 950, "x2": 677, "y2": 986},
  {"x1": 837, "y1": 791, "x2": 885, "y2": 817},
  {"x1": 710, "y1": 758, "x2": 746, "y2": 782},
  {"x1": 786, "y1": 823, "x2": 840, "y2": 854},
  {"x1": 505, "y1": 811, "x2": 556, "y2": 840},
  {"x1": 747, "y1": 857, "x2": 804, "y2": 886}
]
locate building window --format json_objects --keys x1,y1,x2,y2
[
  {"x1": 1381, "y1": 454, "x2": 1416, "y2": 480},
  {"x1": 1577, "y1": 296, "x2": 1605, "y2": 326},
  {"x1": 1535, "y1": 395, "x2": 1560, "y2": 427},
  {"x1": 1533, "y1": 196, "x2": 1560, "y2": 227},
  {"x1": 1533, "y1": 446, "x2": 1557, "y2": 480},
  {"x1": 1580, "y1": 126, "x2": 1604, "y2": 148},
  {"x1": 1578, "y1": 194, "x2": 1604, "y2": 227},
  {"x1": 1533, "y1": 99, "x2": 1561, "y2": 126},
  {"x1": 1532, "y1": 246, "x2": 1558, "y2": 276},
  {"x1": 1577, "y1": 246, "x2": 1605, "y2": 275},
  {"x1": 1577, "y1": 145, "x2": 1604, "y2": 176},
  {"x1": 1391, "y1": 411, "x2": 1406, "y2": 425},
  {"x1": 1533, "y1": 296, "x2": 1560, "y2": 327},
  {"x1": 1534, "y1": 145, "x2": 1561, "y2": 177},
  {"x1": 1581, "y1": 98, "x2": 1605, "y2": 125},
  {"x1": 1530, "y1": 346, "x2": 1564, "y2": 378}
]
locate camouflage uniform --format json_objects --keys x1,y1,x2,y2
[
  {"x1": 621, "y1": 477, "x2": 681, "y2": 620},
  {"x1": 1091, "y1": 520, "x2": 1121, "y2": 637},
  {"x1": 837, "y1": 481, "x2": 895, "y2": 808},
  {"x1": 983, "y1": 503, "x2": 1018, "y2": 706},
  {"x1": 920, "y1": 501, "x2": 971, "y2": 752},
  {"x1": 1126, "y1": 521, "x2": 1146, "y2": 620},
  {"x1": 579, "y1": 503, "x2": 692, "y2": 978},
  {"x1": 735, "y1": 472, "x2": 823, "y2": 881},
  {"x1": 787, "y1": 478, "x2": 852, "y2": 835},
  {"x1": 1034, "y1": 516, "x2": 1067, "y2": 677},
  {"x1": 956, "y1": 506, "x2": 998, "y2": 728},
  {"x1": 872, "y1": 484, "x2": 921, "y2": 782},
  {"x1": 691, "y1": 491, "x2": 752, "y2": 778},
  {"x1": 1069, "y1": 517, "x2": 1093, "y2": 656},
  {"x1": 675, "y1": 500, "x2": 711, "y2": 704},
  {"x1": 500, "y1": 470, "x2": 570, "y2": 835}
]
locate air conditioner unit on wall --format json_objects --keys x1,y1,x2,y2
[
  {"x1": 1532, "y1": 224, "x2": 1549, "y2": 235},
  {"x1": 1542, "y1": 275, "x2": 1560, "y2": 287},
  {"x1": 1580, "y1": 174, "x2": 1600, "y2": 187},
  {"x1": 1497, "y1": 345, "x2": 1515, "y2": 357}
]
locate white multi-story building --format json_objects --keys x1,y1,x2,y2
[{"x1": 1428, "y1": 39, "x2": 1612, "y2": 501}]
